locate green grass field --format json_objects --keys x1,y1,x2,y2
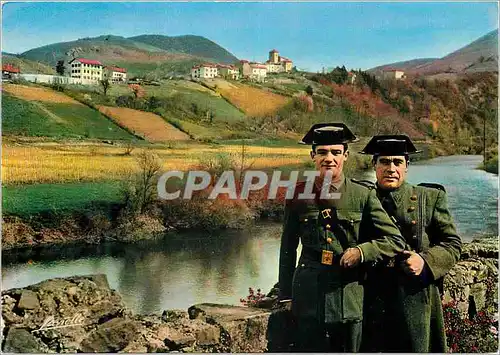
[
  {"x1": 2, "y1": 94, "x2": 135, "y2": 140},
  {"x1": 108, "y1": 80, "x2": 246, "y2": 123},
  {"x1": 3, "y1": 181, "x2": 123, "y2": 217}
]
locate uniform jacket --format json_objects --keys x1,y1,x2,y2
[
  {"x1": 278, "y1": 176, "x2": 406, "y2": 324},
  {"x1": 363, "y1": 181, "x2": 462, "y2": 352}
]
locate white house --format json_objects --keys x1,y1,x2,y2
[
  {"x1": 382, "y1": 68, "x2": 405, "y2": 80},
  {"x1": 217, "y1": 64, "x2": 240, "y2": 80},
  {"x1": 69, "y1": 58, "x2": 103, "y2": 85},
  {"x1": 249, "y1": 63, "x2": 267, "y2": 81},
  {"x1": 191, "y1": 63, "x2": 218, "y2": 80},
  {"x1": 104, "y1": 66, "x2": 127, "y2": 83}
]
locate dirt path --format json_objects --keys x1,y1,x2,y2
[{"x1": 31, "y1": 101, "x2": 67, "y2": 124}]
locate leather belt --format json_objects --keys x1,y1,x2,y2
[{"x1": 301, "y1": 247, "x2": 343, "y2": 266}]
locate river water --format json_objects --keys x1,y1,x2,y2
[{"x1": 2, "y1": 155, "x2": 497, "y2": 315}]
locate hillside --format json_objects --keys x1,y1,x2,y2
[
  {"x1": 2, "y1": 86, "x2": 134, "y2": 140},
  {"x1": 129, "y1": 35, "x2": 239, "y2": 64},
  {"x1": 20, "y1": 35, "x2": 193, "y2": 66},
  {"x1": 2, "y1": 54, "x2": 56, "y2": 75},
  {"x1": 368, "y1": 58, "x2": 437, "y2": 75},
  {"x1": 369, "y1": 29, "x2": 498, "y2": 75},
  {"x1": 18, "y1": 34, "x2": 239, "y2": 78}
]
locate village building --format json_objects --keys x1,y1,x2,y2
[
  {"x1": 381, "y1": 68, "x2": 405, "y2": 80},
  {"x1": 69, "y1": 58, "x2": 103, "y2": 85},
  {"x1": 265, "y1": 49, "x2": 293, "y2": 73},
  {"x1": 236, "y1": 60, "x2": 252, "y2": 78},
  {"x1": 249, "y1": 63, "x2": 267, "y2": 81},
  {"x1": 103, "y1": 66, "x2": 127, "y2": 83},
  {"x1": 348, "y1": 71, "x2": 357, "y2": 84},
  {"x1": 217, "y1": 64, "x2": 240, "y2": 80},
  {"x1": 2, "y1": 64, "x2": 20, "y2": 80},
  {"x1": 191, "y1": 63, "x2": 218, "y2": 80}
]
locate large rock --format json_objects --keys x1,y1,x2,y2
[
  {"x1": 188, "y1": 303, "x2": 270, "y2": 352},
  {"x1": 3, "y1": 327, "x2": 50, "y2": 353},
  {"x1": 2, "y1": 274, "x2": 128, "y2": 353},
  {"x1": 80, "y1": 318, "x2": 139, "y2": 352}
]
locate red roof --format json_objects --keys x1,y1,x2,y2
[
  {"x1": 2, "y1": 64, "x2": 20, "y2": 73},
  {"x1": 201, "y1": 63, "x2": 218, "y2": 68},
  {"x1": 71, "y1": 58, "x2": 103, "y2": 65},
  {"x1": 240, "y1": 60, "x2": 249, "y2": 63},
  {"x1": 280, "y1": 57, "x2": 292, "y2": 63},
  {"x1": 269, "y1": 49, "x2": 279, "y2": 53},
  {"x1": 106, "y1": 66, "x2": 127, "y2": 73},
  {"x1": 250, "y1": 64, "x2": 267, "y2": 69}
]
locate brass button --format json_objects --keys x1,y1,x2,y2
[
  {"x1": 408, "y1": 206, "x2": 416, "y2": 212},
  {"x1": 411, "y1": 220, "x2": 417, "y2": 225},
  {"x1": 301, "y1": 264, "x2": 305, "y2": 267},
  {"x1": 304, "y1": 218, "x2": 308, "y2": 222},
  {"x1": 410, "y1": 195, "x2": 417, "y2": 201},
  {"x1": 326, "y1": 224, "x2": 331, "y2": 229},
  {"x1": 327, "y1": 237, "x2": 333, "y2": 244}
]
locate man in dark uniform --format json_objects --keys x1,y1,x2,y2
[
  {"x1": 278, "y1": 123, "x2": 406, "y2": 352},
  {"x1": 359, "y1": 135, "x2": 462, "y2": 352}
]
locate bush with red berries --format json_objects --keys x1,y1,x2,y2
[{"x1": 240, "y1": 287, "x2": 266, "y2": 307}]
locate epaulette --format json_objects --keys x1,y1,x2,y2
[
  {"x1": 417, "y1": 182, "x2": 446, "y2": 192},
  {"x1": 351, "y1": 178, "x2": 376, "y2": 190}
]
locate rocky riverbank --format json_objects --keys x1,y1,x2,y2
[{"x1": 2, "y1": 237, "x2": 497, "y2": 353}]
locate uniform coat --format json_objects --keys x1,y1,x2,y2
[
  {"x1": 362, "y1": 181, "x2": 462, "y2": 352},
  {"x1": 278, "y1": 177, "x2": 406, "y2": 352}
]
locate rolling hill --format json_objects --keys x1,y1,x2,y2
[
  {"x1": 128, "y1": 35, "x2": 238, "y2": 64},
  {"x1": 18, "y1": 34, "x2": 239, "y2": 78},
  {"x1": 2, "y1": 54, "x2": 56, "y2": 75},
  {"x1": 369, "y1": 29, "x2": 498, "y2": 75}
]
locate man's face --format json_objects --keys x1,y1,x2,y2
[
  {"x1": 311, "y1": 144, "x2": 348, "y2": 180},
  {"x1": 374, "y1": 155, "x2": 408, "y2": 190}
]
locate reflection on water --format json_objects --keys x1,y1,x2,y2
[
  {"x1": 2, "y1": 155, "x2": 497, "y2": 314},
  {"x1": 2, "y1": 222, "x2": 284, "y2": 315}
]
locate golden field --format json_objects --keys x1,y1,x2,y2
[
  {"x1": 2, "y1": 143, "x2": 310, "y2": 185},
  {"x1": 2, "y1": 84, "x2": 84, "y2": 105},
  {"x1": 97, "y1": 106, "x2": 191, "y2": 142},
  {"x1": 218, "y1": 83, "x2": 290, "y2": 117}
]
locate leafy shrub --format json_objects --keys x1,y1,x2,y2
[{"x1": 443, "y1": 300, "x2": 498, "y2": 353}]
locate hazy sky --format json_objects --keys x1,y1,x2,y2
[{"x1": 2, "y1": 2, "x2": 498, "y2": 71}]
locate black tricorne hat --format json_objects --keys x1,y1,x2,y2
[
  {"x1": 300, "y1": 123, "x2": 358, "y2": 145},
  {"x1": 359, "y1": 135, "x2": 421, "y2": 155}
]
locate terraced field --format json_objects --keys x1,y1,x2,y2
[
  {"x1": 3, "y1": 84, "x2": 83, "y2": 104},
  {"x1": 217, "y1": 83, "x2": 290, "y2": 117},
  {"x1": 97, "y1": 106, "x2": 191, "y2": 142},
  {"x1": 2, "y1": 93, "x2": 134, "y2": 140}
]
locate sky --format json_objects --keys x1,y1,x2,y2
[{"x1": 2, "y1": 1, "x2": 498, "y2": 71}]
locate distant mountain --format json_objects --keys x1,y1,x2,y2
[
  {"x1": 369, "y1": 29, "x2": 498, "y2": 75},
  {"x1": 17, "y1": 34, "x2": 239, "y2": 78},
  {"x1": 2, "y1": 54, "x2": 55, "y2": 75},
  {"x1": 19, "y1": 35, "x2": 193, "y2": 67},
  {"x1": 129, "y1": 35, "x2": 239, "y2": 64},
  {"x1": 368, "y1": 58, "x2": 437, "y2": 75}
]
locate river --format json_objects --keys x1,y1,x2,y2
[{"x1": 2, "y1": 155, "x2": 497, "y2": 315}]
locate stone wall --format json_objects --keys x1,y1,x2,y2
[{"x1": 2, "y1": 238, "x2": 497, "y2": 353}]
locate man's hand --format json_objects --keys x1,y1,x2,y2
[
  {"x1": 401, "y1": 250, "x2": 425, "y2": 276},
  {"x1": 276, "y1": 299, "x2": 292, "y2": 311},
  {"x1": 340, "y1": 248, "x2": 361, "y2": 268}
]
